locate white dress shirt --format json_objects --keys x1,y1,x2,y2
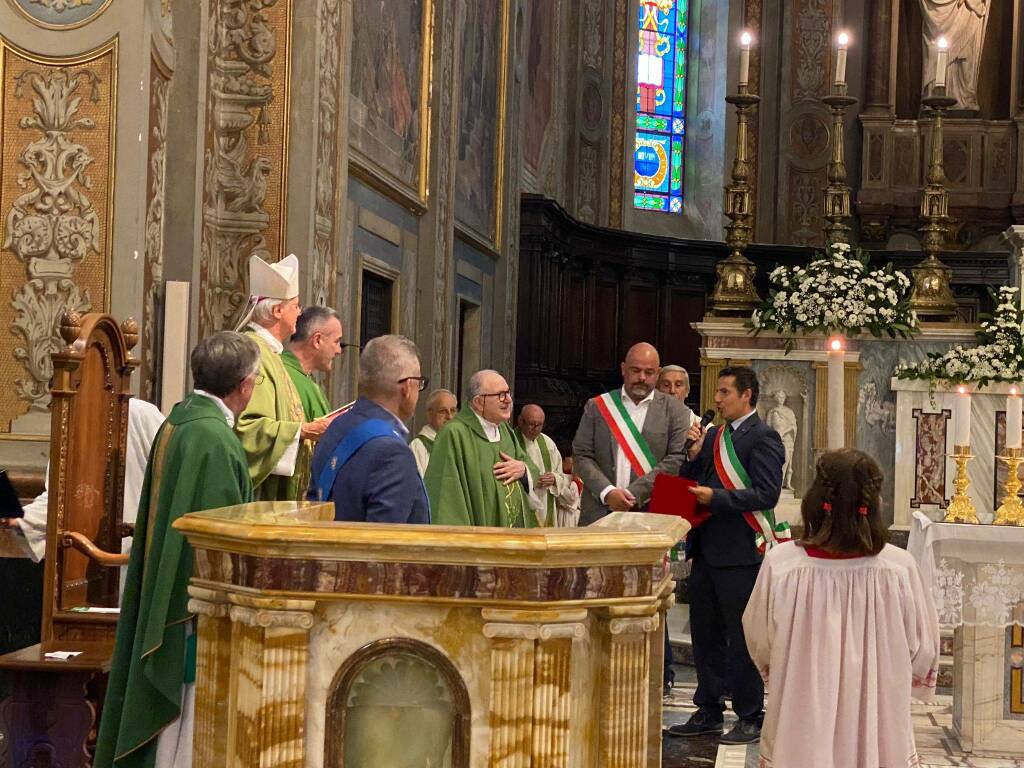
[{"x1": 600, "y1": 387, "x2": 656, "y2": 504}]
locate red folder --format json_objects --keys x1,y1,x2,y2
[{"x1": 650, "y1": 474, "x2": 711, "y2": 529}]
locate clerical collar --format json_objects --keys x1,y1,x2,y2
[
  {"x1": 474, "y1": 411, "x2": 501, "y2": 442},
  {"x1": 194, "y1": 389, "x2": 235, "y2": 427},
  {"x1": 419, "y1": 425, "x2": 437, "y2": 440},
  {"x1": 620, "y1": 387, "x2": 655, "y2": 408},
  {"x1": 729, "y1": 409, "x2": 756, "y2": 431},
  {"x1": 247, "y1": 322, "x2": 284, "y2": 354}
]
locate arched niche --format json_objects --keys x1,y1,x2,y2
[{"x1": 324, "y1": 638, "x2": 471, "y2": 768}]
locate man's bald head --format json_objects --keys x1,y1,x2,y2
[
  {"x1": 620, "y1": 342, "x2": 661, "y2": 404},
  {"x1": 517, "y1": 404, "x2": 545, "y2": 441},
  {"x1": 468, "y1": 369, "x2": 513, "y2": 424},
  {"x1": 624, "y1": 342, "x2": 660, "y2": 369}
]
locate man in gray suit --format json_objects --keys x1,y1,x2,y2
[{"x1": 572, "y1": 342, "x2": 691, "y2": 525}]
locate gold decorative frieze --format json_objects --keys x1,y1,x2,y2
[
  {"x1": 199, "y1": 0, "x2": 292, "y2": 336},
  {"x1": 0, "y1": 37, "x2": 117, "y2": 437}
]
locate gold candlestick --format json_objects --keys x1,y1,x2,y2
[
  {"x1": 710, "y1": 84, "x2": 762, "y2": 315},
  {"x1": 993, "y1": 447, "x2": 1024, "y2": 526},
  {"x1": 822, "y1": 87, "x2": 857, "y2": 246},
  {"x1": 943, "y1": 444, "x2": 978, "y2": 524},
  {"x1": 910, "y1": 89, "x2": 958, "y2": 320}
]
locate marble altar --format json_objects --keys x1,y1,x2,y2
[
  {"x1": 173, "y1": 502, "x2": 687, "y2": 768},
  {"x1": 891, "y1": 379, "x2": 1024, "y2": 529},
  {"x1": 908, "y1": 512, "x2": 1024, "y2": 756}
]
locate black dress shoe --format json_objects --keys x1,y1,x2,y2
[
  {"x1": 664, "y1": 710, "x2": 724, "y2": 737},
  {"x1": 720, "y1": 719, "x2": 761, "y2": 744}
]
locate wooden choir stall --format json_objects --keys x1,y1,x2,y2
[{"x1": 0, "y1": 312, "x2": 141, "y2": 766}]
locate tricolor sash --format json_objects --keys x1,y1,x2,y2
[
  {"x1": 712, "y1": 425, "x2": 791, "y2": 554},
  {"x1": 594, "y1": 391, "x2": 656, "y2": 477}
]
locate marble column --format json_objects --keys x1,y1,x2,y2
[
  {"x1": 224, "y1": 597, "x2": 316, "y2": 768},
  {"x1": 864, "y1": 0, "x2": 894, "y2": 112},
  {"x1": 600, "y1": 612, "x2": 658, "y2": 768},
  {"x1": 699, "y1": 357, "x2": 726, "y2": 418},
  {"x1": 188, "y1": 586, "x2": 233, "y2": 768},
  {"x1": 482, "y1": 608, "x2": 586, "y2": 768},
  {"x1": 1003, "y1": 225, "x2": 1024, "y2": 308}
]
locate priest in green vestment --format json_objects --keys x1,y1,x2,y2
[
  {"x1": 234, "y1": 254, "x2": 337, "y2": 501},
  {"x1": 516, "y1": 404, "x2": 576, "y2": 527},
  {"x1": 425, "y1": 370, "x2": 542, "y2": 527},
  {"x1": 95, "y1": 332, "x2": 260, "y2": 768},
  {"x1": 410, "y1": 388, "x2": 458, "y2": 476},
  {"x1": 281, "y1": 305, "x2": 345, "y2": 420}
]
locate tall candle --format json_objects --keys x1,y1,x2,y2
[
  {"x1": 954, "y1": 386, "x2": 971, "y2": 446},
  {"x1": 935, "y1": 37, "x2": 949, "y2": 88},
  {"x1": 835, "y1": 32, "x2": 850, "y2": 86},
  {"x1": 739, "y1": 31, "x2": 752, "y2": 87},
  {"x1": 827, "y1": 338, "x2": 845, "y2": 450},
  {"x1": 1008, "y1": 387, "x2": 1023, "y2": 450}
]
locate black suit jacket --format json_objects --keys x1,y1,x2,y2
[{"x1": 681, "y1": 412, "x2": 785, "y2": 567}]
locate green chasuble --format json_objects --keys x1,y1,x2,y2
[
  {"x1": 94, "y1": 393, "x2": 252, "y2": 768},
  {"x1": 425, "y1": 405, "x2": 541, "y2": 527},
  {"x1": 281, "y1": 349, "x2": 331, "y2": 420},
  {"x1": 236, "y1": 331, "x2": 308, "y2": 501}
]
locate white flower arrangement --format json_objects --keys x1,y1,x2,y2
[
  {"x1": 750, "y1": 242, "x2": 919, "y2": 347},
  {"x1": 894, "y1": 286, "x2": 1024, "y2": 387}
]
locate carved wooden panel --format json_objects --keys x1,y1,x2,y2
[
  {"x1": 0, "y1": 37, "x2": 117, "y2": 437},
  {"x1": 588, "y1": 280, "x2": 619, "y2": 374},
  {"x1": 622, "y1": 284, "x2": 657, "y2": 349}
]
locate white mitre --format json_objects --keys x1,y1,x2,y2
[{"x1": 235, "y1": 253, "x2": 300, "y2": 329}]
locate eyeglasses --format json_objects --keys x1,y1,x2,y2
[
  {"x1": 398, "y1": 376, "x2": 430, "y2": 392},
  {"x1": 477, "y1": 390, "x2": 512, "y2": 403}
]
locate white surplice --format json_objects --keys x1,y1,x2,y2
[
  {"x1": 18, "y1": 397, "x2": 165, "y2": 570},
  {"x1": 742, "y1": 541, "x2": 940, "y2": 768},
  {"x1": 522, "y1": 432, "x2": 577, "y2": 526}
]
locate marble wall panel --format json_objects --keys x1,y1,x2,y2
[{"x1": 306, "y1": 602, "x2": 493, "y2": 767}]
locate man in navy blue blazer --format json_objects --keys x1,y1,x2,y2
[
  {"x1": 666, "y1": 365, "x2": 784, "y2": 745},
  {"x1": 308, "y1": 335, "x2": 430, "y2": 524}
]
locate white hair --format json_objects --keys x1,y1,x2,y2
[
  {"x1": 660, "y1": 364, "x2": 689, "y2": 378},
  {"x1": 250, "y1": 297, "x2": 285, "y2": 325},
  {"x1": 426, "y1": 388, "x2": 456, "y2": 409},
  {"x1": 359, "y1": 335, "x2": 420, "y2": 398},
  {"x1": 468, "y1": 369, "x2": 501, "y2": 399}
]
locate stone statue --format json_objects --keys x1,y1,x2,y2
[
  {"x1": 919, "y1": 0, "x2": 991, "y2": 111},
  {"x1": 766, "y1": 390, "x2": 798, "y2": 491}
]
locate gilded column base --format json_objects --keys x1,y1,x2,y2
[
  {"x1": 994, "y1": 448, "x2": 1024, "y2": 526},
  {"x1": 943, "y1": 445, "x2": 979, "y2": 524}
]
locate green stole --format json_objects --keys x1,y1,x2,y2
[
  {"x1": 414, "y1": 433, "x2": 435, "y2": 453},
  {"x1": 517, "y1": 429, "x2": 555, "y2": 527},
  {"x1": 425, "y1": 405, "x2": 539, "y2": 527},
  {"x1": 94, "y1": 393, "x2": 252, "y2": 768},
  {"x1": 280, "y1": 349, "x2": 331, "y2": 420}
]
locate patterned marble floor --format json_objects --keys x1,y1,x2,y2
[{"x1": 661, "y1": 668, "x2": 1024, "y2": 768}]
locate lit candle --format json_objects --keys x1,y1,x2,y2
[
  {"x1": 827, "y1": 337, "x2": 845, "y2": 450},
  {"x1": 835, "y1": 31, "x2": 850, "y2": 86},
  {"x1": 954, "y1": 386, "x2": 971, "y2": 446},
  {"x1": 739, "y1": 31, "x2": 752, "y2": 87},
  {"x1": 935, "y1": 37, "x2": 949, "y2": 89},
  {"x1": 1008, "y1": 386, "x2": 1023, "y2": 450}
]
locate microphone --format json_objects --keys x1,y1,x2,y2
[{"x1": 683, "y1": 410, "x2": 716, "y2": 451}]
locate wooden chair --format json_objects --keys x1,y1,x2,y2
[{"x1": 0, "y1": 311, "x2": 140, "y2": 767}]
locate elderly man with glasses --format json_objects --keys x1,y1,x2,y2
[
  {"x1": 308, "y1": 334, "x2": 430, "y2": 524},
  {"x1": 425, "y1": 369, "x2": 542, "y2": 527}
]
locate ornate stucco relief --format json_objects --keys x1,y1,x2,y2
[
  {"x1": 0, "y1": 39, "x2": 116, "y2": 434},
  {"x1": 199, "y1": 0, "x2": 292, "y2": 336},
  {"x1": 141, "y1": 56, "x2": 171, "y2": 401},
  {"x1": 312, "y1": 0, "x2": 341, "y2": 309}
]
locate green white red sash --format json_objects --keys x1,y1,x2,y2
[
  {"x1": 713, "y1": 425, "x2": 791, "y2": 554},
  {"x1": 594, "y1": 391, "x2": 656, "y2": 477}
]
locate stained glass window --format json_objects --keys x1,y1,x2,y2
[{"x1": 634, "y1": 0, "x2": 688, "y2": 214}]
